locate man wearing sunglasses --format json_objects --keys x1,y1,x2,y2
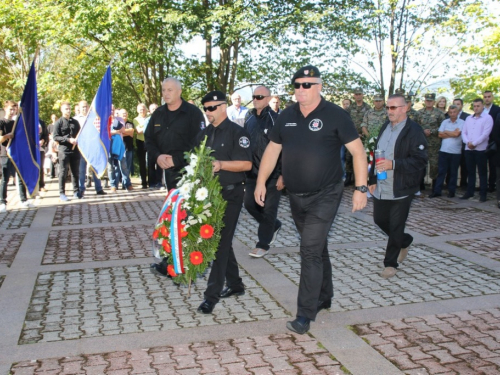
[
  {"x1": 196, "y1": 91, "x2": 252, "y2": 315},
  {"x1": 255, "y1": 65, "x2": 368, "y2": 334},
  {"x1": 243, "y1": 86, "x2": 282, "y2": 259},
  {"x1": 368, "y1": 94, "x2": 428, "y2": 279}
]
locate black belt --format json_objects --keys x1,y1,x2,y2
[
  {"x1": 291, "y1": 190, "x2": 320, "y2": 198},
  {"x1": 222, "y1": 181, "x2": 244, "y2": 191}
]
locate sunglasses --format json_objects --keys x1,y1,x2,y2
[
  {"x1": 252, "y1": 95, "x2": 269, "y2": 100},
  {"x1": 203, "y1": 103, "x2": 225, "y2": 112},
  {"x1": 293, "y1": 82, "x2": 320, "y2": 89},
  {"x1": 385, "y1": 105, "x2": 406, "y2": 110}
]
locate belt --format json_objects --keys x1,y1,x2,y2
[
  {"x1": 291, "y1": 190, "x2": 320, "y2": 198},
  {"x1": 222, "y1": 181, "x2": 244, "y2": 191}
]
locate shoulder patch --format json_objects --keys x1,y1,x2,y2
[{"x1": 239, "y1": 136, "x2": 250, "y2": 148}]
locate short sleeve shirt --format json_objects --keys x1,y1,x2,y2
[
  {"x1": 196, "y1": 118, "x2": 252, "y2": 187},
  {"x1": 269, "y1": 98, "x2": 359, "y2": 194},
  {"x1": 0, "y1": 119, "x2": 15, "y2": 156},
  {"x1": 438, "y1": 118, "x2": 465, "y2": 154}
]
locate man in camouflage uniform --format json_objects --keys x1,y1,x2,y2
[
  {"x1": 361, "y1": 93, "x2": 387, "y2": 138},
  {"x1": 345, "y1": 87, "x2": 371, "y2": 186},
  {"x1": 418, "y1": 93, "x2": 445, "y2": 189},
  {"x1": 406, "y1": 96, "x2": 421, "y2": 125}
]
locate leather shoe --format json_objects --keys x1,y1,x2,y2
[
  {"x1": 286, "y1": 317, "x2": 310, "y2": 334},
  {"x1": 197, "y1": 300, "x2": 216, "y2": 314},
  {"x1": 480, "y1": 196, "x2": 487, "y2": 202},
  {"x1": 219, "y1": 286, "x2": 245, "y2": 298},
  {"x1": 447, "y1": 192, "x2": 455, "y2": 198},
  {"x1": 317, "y1": 299, "x2": 332, "y2": 313},
  {"x1": 428, "y1": 192, "x2": 441, "y2": 198},
  {"x1": 460, "y1": 194, "x2": 473, "y2": 200}
]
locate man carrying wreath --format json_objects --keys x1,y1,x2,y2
[{"x1": 195, "y1": 91, "x2": 252, "y2": 314}]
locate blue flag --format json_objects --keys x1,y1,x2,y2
[
  {"x1": 7, "y1": 62, "x2": 40, "y2": 196},
  {"x1": 77, "y1": 66, "x2": 113, "y2": 177}
]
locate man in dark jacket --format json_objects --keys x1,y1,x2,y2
[
  {"x1": 243, "y1": 86, "x2": 282, "y2": 258},
  {"x1": 368, "y1": 94, "x2": 428, "y2": 279}
]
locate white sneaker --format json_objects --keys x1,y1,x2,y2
[
  {"x1": 60, "y1": 194, "x2": 69, "y2": 202},
  {"x1": 0, "y1": 203, "x2": 6, "y2": 213},
  {"x1": 20, "y1": 201, "x2": 30, "y2": 208},
  {"x1": 415, "y1": 191, "x2": 421, "y2": 196}
]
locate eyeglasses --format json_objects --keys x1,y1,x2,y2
[
  {"x1": 293, "y1": 82, "x2": 319, "y2": 89},
  {"x1": 203, "y1": 103, "x2": 225, "y2": 112},
  {"x1": 385, "y1": 105, "x2": 406, "y2": 110},
  {"x1": 252, "y1": 95, "x2": 269, "y2": 100}
]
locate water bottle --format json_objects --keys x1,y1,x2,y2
[{"x1": 375, "y1": 149, "x2": 387, "y2": 180}]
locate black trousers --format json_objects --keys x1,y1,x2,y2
[
  {"x1": 289, "y1": 182, "x2": 343, "y2": 321},
  {"x1": 243, "y1": 178, "x2": 282, "y2": 250},
  {"x1": 58, "y1": 151, "x2": 80, "y2": 195},
  {"x1": 147, "y1": 151, "x2": 162, "y2": 187},
  {"x1": 164, "y1": 168, "x2": 181, "y2": 190},
  {"x1": 465, "y1": 150, "x2": 487, "y2": 198},
  {"x1": 204, "y1": 184, "x2": 244, "y2": 303},
  {"x1": 488, "y1": 152, "x2": 497, "y2": 190},
  {"x1": 136, "y1": 140, "x2": 147, "y2": 187},
  {"x1": 39, "y1": 151, "x2": 45, "y2": 189},
  {"x1": 373, "y1": 195, "x2": 413, "y2": 269}
]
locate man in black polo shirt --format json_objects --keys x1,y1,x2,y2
[
  {"x1": 255, "y1": 66, "x2": 368, "y2": 334},
  {"x1": 145, "y1": 77, "x2": 205, "y2": 190},
  {"x1": 53, "y1": 102, "x2": 81, "y2": 202},
  {"x1": 196, "y1": 90, "x2": 252, "y2": 314}
]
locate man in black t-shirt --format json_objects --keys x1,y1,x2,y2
[
  {"x1": 255, "y1": 66, "x2": 368, "y2": 334},
  {"x1": 195, "y1": 90, "x2": 252, "y2": 315},
  {"x1": 145, "y1": 78, "x2": 205, "y2": 190}
]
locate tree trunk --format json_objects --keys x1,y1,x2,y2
[{"x1": 228, "y1": 41, "x2": 239, "y2": 94}]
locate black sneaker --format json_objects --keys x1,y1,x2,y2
[
  {"x1": 270, "y1": 225, "x2": 281, "y2": 245},
  {"x1": 286, "y1": 317, "x2": 310, "y2": 334},
  {"x1": 150, "y1": 258, "x2": 171, "y2": 278}
]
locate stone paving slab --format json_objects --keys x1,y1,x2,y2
[
  {"x1": 0, "y1": 208, "x2": 37, "y2": 230},
  {"x1": 266, "y1": 245, "x2": 500, "y2": 312},
  {"x1": 43, "y1": 224, "x2": 153, "y2": 264},
  {"x1": 10, "y1": 333, "x2": 348, "y2": 374},
  {"x1": 19, "y1": 264, "x2": 289, "y2": 345},
  {"x1": 52, "y1": 200, "x2": 162, "y2": 226},
  {"x1": 353, "y1": 307, "x2": 500, "y2": 375},
  {"x1": 405, "y1": 207, "x2": 500, "y2": 237},
  {"x1": 448, "y1": 237, "x2": 500, "y2": 262},
  {"x1": 0, "y1": 232, "x2": 25, "y2": 267}
]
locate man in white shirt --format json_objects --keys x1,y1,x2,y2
[
  {"x1": 429, "y1": 105, "x2": 465, "y2": 198},
  {"x1": 226, "y1": 92, "x2": 248, "y2": 126}
]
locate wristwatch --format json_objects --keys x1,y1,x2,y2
[{"x1": 355, "y1": 185, "x2": 368, "y2": 193}]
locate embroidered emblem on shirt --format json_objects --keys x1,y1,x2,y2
[
  {"x1": 309, "y1": 119, "x2": 323, "y2": 131},
  {"x1": 154, "y1": 124, "x2": 160, "y2": 127},
  {"x1": 239, "y1": 136, "x2": 250, "y2": 148}
]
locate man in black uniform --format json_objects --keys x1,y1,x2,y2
[
  {"x1": 255, "y1": 66, "x2": 368, "y2": 334},
  {"x1": 53, "y1": 102, "x2": 81, "y2": 202},
  {"x1": 196, "y1": 91, "x2": 252, "y2": 314},
  {"x1": 244, "y1": 85, "x2": 282, "y2": 258},
  {"x1": 144, "y1": 77, "x2": 205, "y2": 190}
]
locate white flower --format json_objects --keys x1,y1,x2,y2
[
  {"x1": 184, "y1": 165, "x2": 194, "y2": 176},
  {"x1": 195, "y1": 187, "x2": 209, "y2": 201},
  {"x1": 197, "y1": 237, "x2": 202, "y2": 243},
  {"x1": 203, "y1": 203, "x2": 212, "y2": 209},
  {"x1": 189, "y1": 154, "x2": 198, "y2": 167},
  {"x1": 179, "y1": 183, "x2": 192, "y2": 197},
  {"x1": 157, "y1": 239, "x2": 163, "y2": 245}
]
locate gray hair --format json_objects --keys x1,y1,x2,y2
[
  {"x1": 162, "y1": 77, "x2": 182, "y2": 89},
  {"x1": 448, "y1": 105, "x2": 458, "y2": 111}
]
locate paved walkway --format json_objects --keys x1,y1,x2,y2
[{"x1": 1, "y1": 177, "x2": 499, "y2": 374}]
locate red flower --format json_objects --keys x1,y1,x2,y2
[
  {"x1": 162, "y1": 240, "x2": 172, "y2": 253},
  {"x1": 179, "y1": 210, "x2": 187, "y2": 220},
  {"x1": 200, "y1": 224, "x2": 214, "y2": 239},
  {"x1": 180, "y1": 225, "x2": 189, "y2": 238},
  {"x1": 167, "y1": 265, "x2": 177, "y2": 277},
  {"x1": 161, "y1": 211, "x2": 172, "y2": 221},
  {"x1": 190, "y1": 251, "x2": 203, "y2": 265},
  {"x1": 152, "y1": 229, "x2": 159, "y2": 239},
  {"x1": 160, "y1": 225, "x2": 169, "y2": 237}
]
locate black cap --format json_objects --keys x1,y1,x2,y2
[
  {"x1": 201, "y1": 91, "x2": 227, "y2": 104},
  {"x1": 395, "y1": 88, "x2": 405, "y2": 95},
  {"x1": 291, "y1": 65, "x2": 321, "y2": 84}
]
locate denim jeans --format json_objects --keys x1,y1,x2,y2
[
  {"x1": 107, "y1": 156, "x2": 131, "y2": 189},
  {"x1": 434, "y1": 151, "x2": 461, "y2": 195},
  {"x1": 125, "y1": 150, "x2": 134, "y2": 178},
  {"x1": 79, "y1": 158, "x2": 103, "y2": 193},
  {"x1": 1, "y1": 156, "x2": 27, "y2": 204}
]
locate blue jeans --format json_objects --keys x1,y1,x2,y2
[
  {"x1": 125, "y1": 150, "x2": 134, "y2": 177},
  {"x1": 465, "y1": 150, "x2": 487, "y2": 197},
  {"x1": 107, "y1": 156, "x2": 131, "y2": 189},
  {"x1": 434, "y1": 152, "x2": 461, "y2": 195},
  {"x1": 79, "y1": 158, "x2": 103, "y2": 193}
]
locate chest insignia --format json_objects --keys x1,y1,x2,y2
[
  {"x1": 309, "y1": 118, "x2": 323, "y2": 131},
  {"x1": 285, "y1": 123, "x2": 297, "y2": 127},
  {"x1": 239, "y1": 136, "x2": 250, "y2": 148}
]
